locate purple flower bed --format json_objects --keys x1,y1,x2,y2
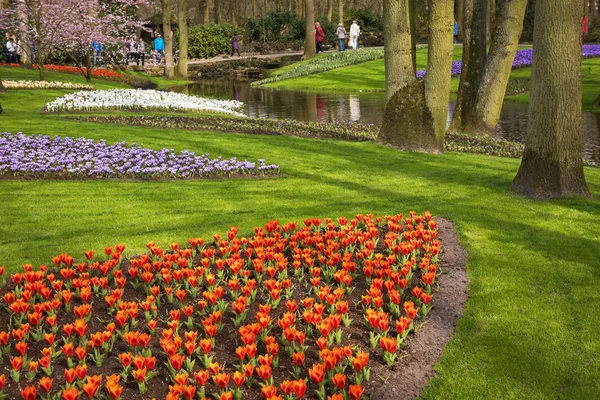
[
  {"x1": 416, "y1": 44, "x2": 600, "y2": 79},
  {"x1": 0, "y1": 132, "x2": 280, "y2": 179}
]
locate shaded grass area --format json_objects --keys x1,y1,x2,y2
[{"x1": 1, "y1": 67, "x2": 600, "y2": 399}]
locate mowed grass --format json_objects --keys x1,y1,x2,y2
[{"x1": 1, "y1": 68, "x2": 600, "y2": 399}]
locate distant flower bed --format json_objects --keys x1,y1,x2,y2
[
  {"x1": 251, "y1": 48, "x2": 387, "y2": 86},
  {"x1": 416, "y1": 44, "x2": 600, "y2": 79},
  {"x1": 1, "y1": 80, "x2": 93, "y2": 90},
  {"x1": 0, "y1": 132, "x2": 279, "y2": 179},
  {"x1": 1, "y1": 63, "x2": 122, "y2": 79},
  {"x1": 70, "y1": 115, "x2": 599, "y2": 168},
  {"x1": 45, "y1": 89, "x2": 245, "y2": 116}
]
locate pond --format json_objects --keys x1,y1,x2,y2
[{"x1": 171, "y1": 80, "x2": 600, "y2": 164}]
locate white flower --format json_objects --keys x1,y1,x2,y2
[
  {"x1": 2, "y1": 80, "x2": 93, "y2": 90},
  {"x1": 45, "y1": 89, "x2": 245, "y2": 116}
]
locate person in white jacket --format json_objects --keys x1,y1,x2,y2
[{"x1": 349, "y1": 21, "x2": 360, "y2": 49}]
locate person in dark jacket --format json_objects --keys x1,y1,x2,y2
[
  {"x1": 230, "y1": 31, "x2": 241, "y2": 58},
  {"x1": 315, "y1": 22, "x2": 325, "y2": 54}
]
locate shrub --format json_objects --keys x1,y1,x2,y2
[
  {"x1": 187, "y1": 24, "x2": 237, "y2": 59},
  {"x1": 344, "y1": 8, "x2": 384, "y2": 32},
  {"x1": 586, "y1": 15, "x2": 600, "y2": 43}
]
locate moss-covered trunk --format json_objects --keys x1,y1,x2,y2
[
  {"x1": 303, "y1": 0, "x2": 316, "y2": 59},
  {"x1": 177, "y1": 0, "x2": 188, "y2": 79},
  {"x1": 327, "y1": 0, "x2": 333, "y2": 21},
  {"x1": 338, "y1": 0, "x2": 344, "y2": 24},
  {"x1": 383, "y1": 0, "x2": 414, "y2": 101},
  {"x1": 512, "y1": 0, "x2": 589, "y2": 198},
  {"x1": 448, "y1": 0, "x2": 487, "y2": 132},
  {"x1": 425, "y1": 0, "x2": 454, "y2": 150},
  {"x1": 463, "y1": 0, "x2": 527, "y2": 136},
  {"x1": 163, "y1": 0, "x2": 175, "y2": 79}
]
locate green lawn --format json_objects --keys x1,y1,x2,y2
[{"x1": 1, "y1": 67, "x2": 600, "y2": 399}]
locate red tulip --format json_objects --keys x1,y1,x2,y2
[
  {"x1": 308, "y1": 363, "x2": 325, "y2": 384},
  {"x1": 20, "y1": 386, "x2": 36, "y2": 400},
  {"x1": 292, "y1": 379, "x2": 307, "y2": 397},
  {"x1": 349, "y1": 384, "x2": 365, "y2": 400},
  {"x1": 62, "y1": 387, "x2": 79, "y2": 400}
]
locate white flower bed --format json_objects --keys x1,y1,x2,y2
[
  {"x1": 45, "y1": 89, "x2": 246, "y2": 116},
  {"x1": 2, "y1": 80, "x2": 93, "y2": 90}
]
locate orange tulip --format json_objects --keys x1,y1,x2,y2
[{"x1": 348, "y1": 384, "x2": 365, "y2": 400}]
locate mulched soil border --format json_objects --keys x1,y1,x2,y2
[{"x1": 372, "y1": 218, "x2": 468, "y2": 400}]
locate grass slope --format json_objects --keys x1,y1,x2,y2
[
  {"x1": 264, "y1": 46, "x2": 600, "y2": 110},
  {"x1": 0, "y1": 68, "x2": 600, "y2": 399}
]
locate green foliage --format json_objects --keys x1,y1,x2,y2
[
  {"x1": 521, "y1": 0, "x2": 536, "y2": 42},
  {"x1": 344, "y1": 8, "x2": 383, "y2": 33},
  {"x1": 187, "y1": 24, "x2": 237, "y2": 59},
  {"x1": 586, "y1": 16, "x2": 600, "y2": 43},
  {"x1": 251, "y1": 47, "x2": 387, "y2": 86},
  {"x1": 243, "y1": 10, "x2": 305, "y2": 43}
]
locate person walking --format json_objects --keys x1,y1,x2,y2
[
  {"x1": 349, "y1": 20, "x2": 360, "y2": 49},
  {"x1": 136, "y1": 38, "x2": 146, "y2": 67},
  {"x1": 91, "y1": 41, "x2": 103, "y2": 67},
  {"x1": 154, "y1": 33, "x2": 165, "y2": 64},
  {"x1": 229, "y1": 31, "x2": 241, "y2": 58},
  {"x1": 6, "y1": 37, "x2": 17, "y2": 63},
  {"x1": 336, "y1": 23, "x2": 346, "y2": 52},
  {"x1": 315, "y1": 22, "x2": 325, "y2": 54},
  {"x1": 454, "y1": 21, "x2": 459, "y2": 44}
]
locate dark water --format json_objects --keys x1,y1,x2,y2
[{"x1": 171, "y1": 80, "x2": 600, "y2": 164}]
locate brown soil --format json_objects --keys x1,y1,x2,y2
[
  {"x1": 371, "y1": 218, "x2": 468, "y2": 400},
  {"x1": 0, "y1": 218, "x2": 467, "y2": 400}
]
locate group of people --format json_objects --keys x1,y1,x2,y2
[
  {"x1": 315, "y1": 20, "x2": 361, "y2": 53},
  {"x1": 91, "y1": 33, "x2": 165, "y2": 68},
  {"x1": 3, "y1": 33, "x2": 34, "y2": 64}
]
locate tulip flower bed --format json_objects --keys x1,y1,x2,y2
[
  {"x1": 45, "y1": 89, "x2": 245, "y2": 116},
  {"x1": 0, "y1": 132, "x2": 280, "y2": 179},
  {"x1": 0, "y1": 212, "x2": 441, "y2": 400},
  {"x1": 416, "y1": 44, "x2": 600, "y2": 79},
  {"x1": 1, "y1": 80, "x2": 94, "y2": 90}
]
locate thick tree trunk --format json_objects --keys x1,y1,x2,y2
[
  {"x1": 303, "y1": 0, "x2": 316, "y2": 59},
  {"x1": 338, "y1": 0, "x2": 344, "y2": 24},
  {"x1": 463, "y1": 0, "x2": 527, "y2": 136},
  {"x1": 456, "y1": 0, "x2": 464, "y2": 34},
  {"x1": 379, "y1": 0, "x2": 436, "y2": 152},
  {"x1": 163, "y1": 0, "x2": 175, "y2": 79},
  {"x1": 425, "y1": 0, "x2": 454, "y2": 149},
  {"x1": 383, "y1": 0, "x2": 414, "y2": 101},
  {"x1": 177, "y1": 0, "x2": 188, "y2": 79},
  {"x1": 253, "y1": 0, "x2": 258, "y2": 17},
  {"x1": 327, "y1": 0, "x2": 333, "y2": 21},
  {"x1": 487, "y1": 0, "x2": 495, "y2": 43},
  {"x1": 512, "y1": 0, "x2": 589, "y2": 198},
  {"x1": 448, "y1": 0, "x2": 487, "y2": 131}
]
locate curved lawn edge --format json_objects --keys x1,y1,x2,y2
[{"x1": 374, "y1": 218, "x2": 468, "y2": 400}]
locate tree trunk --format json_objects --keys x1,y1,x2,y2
[
  {"x1": 590, "y1": 0, "x2": 597, "y2": 16},
  {"x1": 383, "y1": 0, "x2": 414, "y2": 101},
  {"x1": 463, "y1": 0, "x2": 527, "y2": 136},
  {"x1": 338, "y1": 0, "x2": 344, "y2": 24},
  {"x1": 379, "y1": 0, "x2": 436, "y2": 152},
  {"x1": 163, "y1": 0, "x2": 175, "y2": 79},
  {"x1": 327, "y1": 0, "x2": 333, "y2": 21},
  {"x1": 449, "y1": 0, "x2": 487, "y2": 131},
  {"x1": 425, "y1": 0, "x2": 454, "y2": 149},
  {"x1": 16, "y1": 0, "x2": 32, "y2": 68},
  {"x1": 253, "y1": 0, "x2": 258, "y2": 17},
  {"x1": 303, "y1": 0, "x2": 316, "y2": 59},
  {"x1": 214, "y1": 0, "x2": 220, "y2": 23},
  {"x1": 177, "y1": 0, "x2": 188, "y2": 79},
  {"x1": 409, "y1": 0, "x2": 416, "y2": 72},
  {"x1": 456, "y1": 0, "x2": 464, "y2": 34},
  {"x1": 487, "y1": 0, "x2": 495, "y2": 43},
  {"x1": 512, "y1": 0, "x2": 590, "y2": 198}
]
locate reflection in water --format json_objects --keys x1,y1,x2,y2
[{"x1": 172, "y1": 80, "x2": 600, "y2": 164}]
